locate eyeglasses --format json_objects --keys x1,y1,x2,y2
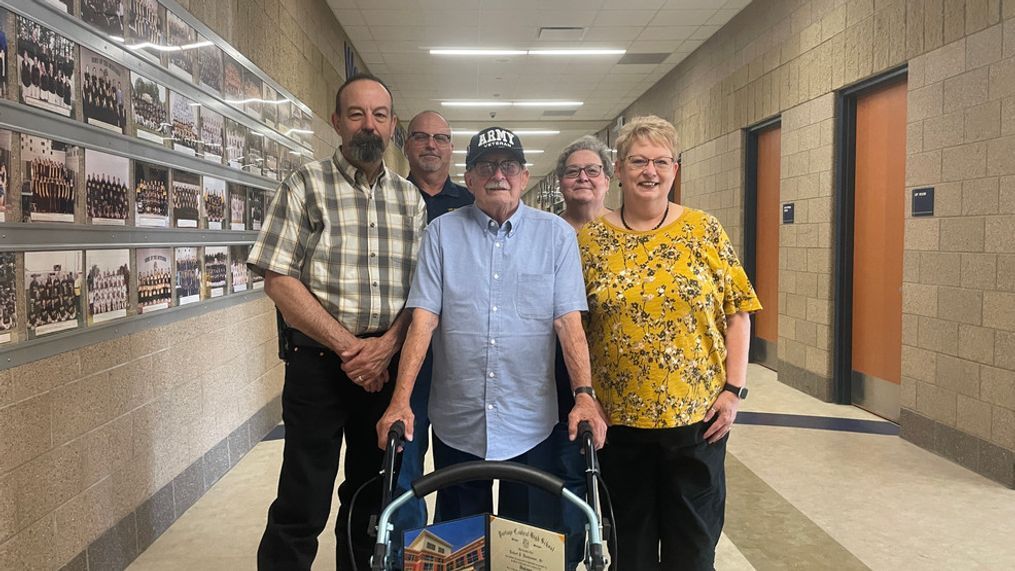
[
  {"x1": 562, "y1": 164, "x2": 604, "y2": 179},
  {"x1": 471, "y1": 160, "x2": 523, "y2": 177},
  {"x1": 624, "y1": 155, "x2": 675, "y2": 171},
  {"x1": 408, "y1": 131, "x2": 452, "y2": 146}
]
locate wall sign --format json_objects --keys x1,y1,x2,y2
[
  {"x1": 912, "y1": 187, "x2": 934, "y2": 217},
  {"x1": 782, "y1": 203, "x2": 795, "y2": 224}
]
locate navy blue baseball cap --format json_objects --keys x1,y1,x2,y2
[{"x1": 465, "y1": 127, "x2": 526, "y2": 169}]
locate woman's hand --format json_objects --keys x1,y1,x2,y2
[{"x1": 702, "y1": 390, "x2": 740, "y2": 444}]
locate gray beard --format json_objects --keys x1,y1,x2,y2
[{"x1": 346, "y1": 132, "x2": 384, "y2": 163}]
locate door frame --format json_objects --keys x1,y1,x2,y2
[
  {"x1": 744, "y1": 115, "x2": 781, "y2": 370},
  {"x1": 832, "y1": 65, "x2": 908, "y2": 406}
]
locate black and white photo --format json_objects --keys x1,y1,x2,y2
[
  {"x1": 262, "y1": 139, "x2": 279, "y2": 181},
  {"x1": 85, "y1": 248, "x2": 128, "y2": 324},
  {"x1": 0, "y1": 9, "x2": 10, "y2": 100},
  {"x1": 18, "y1": 17, "x2": 75, "y2": 117},
  {"x1": 81, "y1": 48, "x2": 128, "y2": 134},
  {"x1": 262, "y1": 84, "x2": 279, "y2": 129},
  {"x1": 131, "y1": 72, "x2": 169, "y2": 143},
  {"x1": 26, "y1": 250, "x2": 82, "y2": 338},
  {"x1": 199, "y1": 107, "x2": 223, "y2": 163},
  {"x1": 242, "y1": 68, "x2": 261, "y2": 121},
  {"x1": 172, "y1": 170, "x2": 199, "y2": 228},
  {"x1": 81, "y1": 0, "x2": 124, "y2": 39},
  {"x1": 21, "y1": 134, "x2": 77, "y2": 223},
  {"x1": 170, "y1": 91, "x2": 200, "y2": 156},
  {"x1": 0, "y1": 130, "x2": 11, "y2": 223},
  {"x1": 136, "y1": 247, "x2": 171, "y2": 313},
  {"x1": 0, "y1": 252, "x2": 15, "y2": 343},
  {"x1": 249, "y1": 189, "x2": 264, "y2": 231},
  {"x1": 85, "y1": 149, "x2": 129, "y2": 225},
  {"x1": 126, "y1": 0, "x2": 163, "y2": 61},
  {"x1": 203, "y1": 176, "x2": 225, "y2": 230},
  {"x1": 134, "y1": 160, "x2": 168, "y2": 227},
  {"x1": 229, "y1": 245, "x2": 249, "y2": 293},
  {"x1": 222, "y1": 54, "x2": 242, "y2": 108},
  {"x1": 203, "y1": 246, "x2": 226, "y2": 298},
  {"x1": 243, "y1": 129, "x2": 263, "y2": 175},
  {"x1": 165, "y1": 11, "x2": 194, "y2": 81},
  {"x1": 224, "y1": 118, "x2": 245, "y2": 170},
  {"x1": 174, "y1": 246, "x2": 200, "y2": 305},
  {"x1": 197, "y1": 38, "x2": 221, "y2": 94},
  {"x1": 228, "y1": 183, "x2": 245, "y2": 231}
]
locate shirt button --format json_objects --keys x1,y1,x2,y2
[
  {"x1": 487, "y1": 404, "x2": 494, "y2": 410},
  {"x1": 488, "y1": 371, "x2": 495, "y2": 378},
  {"x1": 372, "y1": 281, "x2": 378, "y2": 287},
  {"x1": 495, "y1": 242, "x2": 502, "y2": 248},
  {"x1": 370, "y1": 252, "x2": 376, "y2": 258},
  {"x1": 491, "y1": 305, "x2": 498, "y2": 312},
  {"x1": 370, "y1": 222, "x2": 376, "y2": 228},
  {"x1": 490, "y1": 339, "x2": 496, "y2": 345},
  {"x1": 493, "y1": 273, "x2": 499, "y2": 280}
]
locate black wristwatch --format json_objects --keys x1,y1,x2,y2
[
  {"x1": 723, "y1": 383, "x2": 748, "y2": 400},
  {"x1": 574, "y1": 386, "x2": 596, "y2": 399}
]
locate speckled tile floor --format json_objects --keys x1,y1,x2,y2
[{"x1": 128, "y1": 365, "x2": 1015, "y2": 570}]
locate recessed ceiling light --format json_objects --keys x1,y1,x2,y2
[
  {"x1": 453, "y1": 129, "x2": 560, "y2": 136},
  {"x1": 430, "y1": 49, "x2": 527, "y2": 55},
  {"x1": 441, "y1": 101, "x2": 513, "y2": 108},
  {"x1": 528, "y1": 49, "x2": 625, "y2": 56},
  {"x1": 430, "y1": 48, "x2": 624, "y2": 56},
  {"x1": 442, "y1": 101, "x2": 583, "y2": 108}
]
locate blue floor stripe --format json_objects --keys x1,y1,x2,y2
[{"x1": 736, "y1": 411, "x2": 899, "y2": 435}]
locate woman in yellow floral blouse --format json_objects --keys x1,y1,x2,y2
[{"x1": 578, "y1": 115, "x2": 761, "y2": 570}]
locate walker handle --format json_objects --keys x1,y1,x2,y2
[{"x1": 410, "y1": 461, "x2": 565, "y2": 498}]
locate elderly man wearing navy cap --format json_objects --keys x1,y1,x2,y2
[{"x1": 377, "y1": 126, "x2": 608, "y2": 525}]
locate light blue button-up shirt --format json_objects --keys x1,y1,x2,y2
[{"x1": 406, "y1": 203, "x2": 588, "y2": 460}]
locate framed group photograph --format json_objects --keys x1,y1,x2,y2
[
  {"x1": 203, "y1": 245, "x2": 227, "y2": 298},
  {"x1": 249, "y1": 189, "x2": 264, "y2": 231},
  {"x1": 0, "y1": 9, "x2": 9, "y2": 100},
  {"x1": 134, "y1": 160, "x2": 168, "y2": 227},
  {"x1": 85, "y1": 248, "x2": 129, "y2": 324},
  {"x1": 262, "y1": 139, "x2": 279, "y2": 181},
  {"x1": 243, "y1": 129, "x2": 262, "y2": 175},
  {"x1": 199, "y1": 107, "x2": 224, "y2": 164},
  {"x1": 85, "y1": 148, "x2": 129, "y2": 225},
  {"x1": 136, "y1": 247, "x2": 172, "y2": 313},
  {"x1": 81, "y1": 0, "x2": 125, "y2": 39},
  {"x1": 197, "y1": 38, "x2": 221, "y2": 94},
  {"x1": 228, "y1": 183, "x2": 246, "y2": 230},
  {"x1": 0, "y1": 252, "x2": 15, "y2": 344},
  {"x1": 126, "y1": 0, "x2": 163, "y2": 61},
  {"x1": 229, "y1": 245, "x2": 249, "y2": 293},
  {"x1": 242, "y1": 68, "x2": 262, "y2": 120},
  {"x1": 0, "y1": 130, "x2": 11, "y2": 223},
  {"x1": 262, "y1": 84, "x2": 279, "y2": 129},
  {"x1": 21, "y1": 134, "x2": 78, "y2": 223},
  {"x1": 165, "y1": 11, "x2": 195, "y2": 81},
  {"x1": 18, "y1": 17, "x2": 76, "y2": 118},
  {"x1": 171, "y1": 170, "x2": 200, "y2": 228},
  {"x1": 224, "y1": 118, "x2": 246, "y2": 170},
  {"x1": 174, "y1": 246, "x2": 201, "y2": 305},
  {"x1": 81, "y1": 48, "x2": 129, "y2": 135},
  {"x1": 26, "y1": 250, "x2": 82, "y2": 338},
  {"x1": 170, "y1": 91, "x2": 200, "y2": 156},
  {"x1": 131, "y1": 72, "x2": 170, "y2": 143},
  {"x1": 202, "y1": 176, "x2": 225, "y2": 230},
  {"x1": 222, "y1": 53, "x2": 243, "y2": 105}
]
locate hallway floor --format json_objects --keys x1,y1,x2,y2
[{"x1": 128, "y1": 365, "x2": 1015, "y2": 570}]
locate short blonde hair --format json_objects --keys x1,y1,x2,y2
[{"x1": 615, "y1": 115, "x2": 680, "y2": 160}]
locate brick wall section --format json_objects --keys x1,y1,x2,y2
[
  {"x1": 615, "y1": 0, "x2": 1015, "y2": 483},
  {"x1": 0, "y1": 298, "x2": 282, "y2": 568}
]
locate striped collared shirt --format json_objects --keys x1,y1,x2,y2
[{"x1": 248, "y1": 148, "x2": 427, "y2": 335}]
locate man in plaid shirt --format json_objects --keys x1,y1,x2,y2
[{"x1": 249, "y1": 73, "x2": 426, "y2": 570}]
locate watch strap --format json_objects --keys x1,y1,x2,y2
[
  {"x1": 723, "y1": 383, "x2": 748, "y2": 399},
  {"x1": 574, "y1": 386, "x2": 596, "y2": 398}
]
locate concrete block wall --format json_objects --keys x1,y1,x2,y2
[
  {"x1": 0, "y1": 1, "x2": 377, "y2": 568},
  {"x1": 617, "y1": 0, "x2": 1014, "y2": 486}
]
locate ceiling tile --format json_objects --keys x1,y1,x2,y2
[
  {"x1": 649, "y1": 10, "x2": 716, "y2": 26},
  {"x1": 628, "y1": 40, "x2": 684, "y2": 52},
  {"x1": 691, "y1": 25, "x2": 721, "y2": 39},
  {"x1": 583, "y1": 26, "x2": 643, "y2": 42},
  {"x1": 333, "y1": 9, "x2": 366, "y2": 26},
  {"x1": 360, "y1": 10, "x2": 421, "y2": 26},
  {"x1": 343, "y1": 26, "x2": 374, "y2": 42},
  {"x1": 601, "y1": 0, "x2": 665, "y2": 9},
  {"x1": 592, "y1": 10, "x2": 658, "y2": 27}
]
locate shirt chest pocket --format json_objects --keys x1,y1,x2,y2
[{"x1": 515, "y1": 273, "x2": 553, "y2": 319}]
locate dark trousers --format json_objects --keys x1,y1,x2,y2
[
  {"x1": 549, "y1": 422, "x2": 588, "y2": 571},
  {"x1": 257, "y1": 344, "x2": 397, "y2": 571},
  {"x1": 599, "y1": 422, "x2": 727, "y2": 571},
  {"x1": 431, "y1": 432, "x2": 556, "y2": 530}
]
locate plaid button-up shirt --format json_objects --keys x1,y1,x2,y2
[{"x1": 248, "y1": 148, "x2": 427, "y2": 335}]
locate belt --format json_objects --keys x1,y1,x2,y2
[{"x1": 287, "y1": 328, "x2": 386, "y2": 350}]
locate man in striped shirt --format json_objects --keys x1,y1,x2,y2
[{"x1": 249, "y1": 73, "x2": 427, "y2": 571}]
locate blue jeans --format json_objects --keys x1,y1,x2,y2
[{"x1": 551, "y1": 422, "x2": 589, "y2": 571}]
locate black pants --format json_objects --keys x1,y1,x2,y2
[
  {"x1": 257, "y1": 344, "x2": 397, "y2": 570},
  {"x1": 599, "y1": 422, "x2": 727, "y2": 571}
]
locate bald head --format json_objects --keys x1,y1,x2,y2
[{"x1": 405, "y1": 110, "x2": 454, "y2": 180}]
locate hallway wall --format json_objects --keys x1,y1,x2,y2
[
  {"x1": 618, "y1": 0, "x2": 1014, "y2": 486},
  {"x1": 0, "y1": 1, "x2": 375, "y2": 568}
]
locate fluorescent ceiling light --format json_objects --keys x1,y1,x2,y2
[
  {"x1": 442, "y1": 101, "x2": 582, "y2": 108},
  {"x1": 431, "y1": 48, "x2": 624, "y2": 56},
  {"x1": 528, "y1": 49, "x2": 625, "y2": 55},
  {"x1": 453, "y1": 129, "x2": 560, "y2": 136},
  {"x1": 453, "y1": 149, "x2": 544, "y2": 154},
  {"x1": 431, "y1": 49, "x2": 526, "y2": 55}
]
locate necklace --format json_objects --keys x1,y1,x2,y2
[{"x1": 620, "y1": 202, "x2": 669, "y2": 231}]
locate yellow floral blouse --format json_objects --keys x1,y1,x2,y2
[{"x1": 577, "y1": 208, "x2": 761, "y2": 428}]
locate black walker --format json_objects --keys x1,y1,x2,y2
[{"x1": 368, "y1": 421, "x2": 612, "y2": 571}]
